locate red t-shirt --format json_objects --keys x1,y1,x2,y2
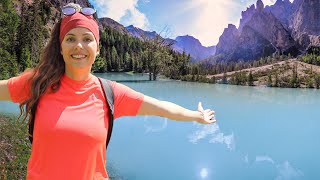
[{"x1": 8, "y1": 72, "x2": 144, "y2": 180}]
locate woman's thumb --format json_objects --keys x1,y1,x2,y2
[{"x1": 198, "y1": 102, "x2": 204, "y2": 112}]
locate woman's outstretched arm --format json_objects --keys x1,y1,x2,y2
[
  {"x1": 0, "y1": 80, "x2": 11, "y2": 101},
  {"x1": 137, "y1": 95, "x2": 216, "y2": 124}
]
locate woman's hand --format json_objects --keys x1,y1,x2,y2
[{"x1": 197, "y1": 102, "x2": 216, "y2": 124}]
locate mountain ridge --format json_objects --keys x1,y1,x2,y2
[{"x1": 214, "y1": 0, "x2": 319, "y2": 62}]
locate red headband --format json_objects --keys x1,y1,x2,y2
[{"x1": 60, "y1": 12, "x2": 99, "y2": 45}]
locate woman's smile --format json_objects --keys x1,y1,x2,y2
[{"x1": 71, "y1": 54, "x2": 87, "y2": 60}]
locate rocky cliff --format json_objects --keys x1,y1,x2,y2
[
  {"x1": 290, "y1": 0, "x2": 320, "y2": 50},
  {"x1": 99, "y1": 17, "x2": 129, "y2": 34},
  {"x1": 126, "y1": 25, "x2": 158, "y2": 39},
  {"x1": 215, "y1": 0, "x2": 319, "y2": 62}
]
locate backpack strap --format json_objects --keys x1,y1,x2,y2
[
  {"x1": 29, "y1": 77, "x2": 115, "y2": 150},
  {"x1": 98, "y1": 77, "x2": 115, "y2": 149}
]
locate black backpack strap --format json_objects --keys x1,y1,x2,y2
[
  {"x1": 29, "y1": 100, "x2": 38, "y2": 143},
  {"x1": 98, "y1": 77, "x2": 115, "y2": 149}
]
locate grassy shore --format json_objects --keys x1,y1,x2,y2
[{"x1": 0, "y1": 114, "x2": 30, "y2": 179}]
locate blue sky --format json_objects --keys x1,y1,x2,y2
[{"x1": 89, "y1": 0, "x2": 294, "y2": 47}]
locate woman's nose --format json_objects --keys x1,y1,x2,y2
[{"x1": 74, "y1": 41, "x2": 84, "y2": 50}]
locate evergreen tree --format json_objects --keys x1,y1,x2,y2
[
  {"x1": 20, "y1": 47, "x2": 33, "y2": 70},
  {"x1": 267, "y1": 74, "x2": 272, "y2": 87},
  {"x1": 92, "y1": 55, "x2": 106, "y2": 73},
  {"x1": 314, "y1": 74, "x2": 320, "y2": 89},
  {"x1": 222, "y1": 72, "x2": 228, "y2": 84},
  {"x1": 248, "y1": 71, "x2": 254, "y2": 86},
  {"x1": 111, "y1": 46, "x2": 119, "y2": 71},
  {"x1": 0, "y1": 0, "x2": 19, "y2": 79},
  {"x1": 274, "y1": 73, "x2": 279, "y2": 87}
]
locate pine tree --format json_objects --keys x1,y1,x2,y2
[
  {"x1": 248, "y1": 71, "x2": 254, "y2": 86},
  {"x1": 267, "y1": 74, "x2": 272, "y2": 87},
  {"x1": 0, "y1": 0, "x2": 19, "y2": 79},
  {"x1": 274, "y1": 73, "x2": 279, "y2": 87},
  {"x1": 222, "y1": 72, "x2": 228, "y2": 84},
  {"x1": 20, "y1": 47, "x2": 33, "y2": 70},
  {"x1": 92, "y1": 55, "x2": 106, "y2": 73},
  {"x1": 314, "y1": 74, "x2": 320, "y2": 89}
]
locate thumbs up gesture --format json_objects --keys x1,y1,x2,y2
[{"x1": 197, "y1": 102, "x2": 216, "y2": 124}]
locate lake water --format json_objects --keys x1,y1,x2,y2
[{"x1": 1, "y1": 73, "x2": 320, "y2": 180}]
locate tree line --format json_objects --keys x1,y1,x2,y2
[
  {"x1": 1, "y1": 0, "x2": 320, "y2": 88},
  {"x1": 0, "y1": 0, "x2": 190, "y2": 81}
]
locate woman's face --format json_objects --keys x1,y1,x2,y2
[{"x1": 61, "y1": 27, "x2": 99, "y2": 73}]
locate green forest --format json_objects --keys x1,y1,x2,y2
[{"x1": 0, "y1": 0, "x2": 190, "y2": 81}]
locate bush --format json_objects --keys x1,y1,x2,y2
[{"x1": 0, "y1": 114, "x2": 31, "y2": 179}]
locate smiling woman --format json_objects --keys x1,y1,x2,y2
[
  {"x1": 61, "y1": 27, "x2": 99, "y2": 79},
  {"x1": 0, "y1": 2, "x2": 216, "y2": 180}
]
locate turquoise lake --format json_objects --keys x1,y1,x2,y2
[{"x1": 1, "y1": 73, "x2": 319, "y2": 180}]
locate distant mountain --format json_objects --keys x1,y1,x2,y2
[
  {"x1": 126, "y1": 25, "x2": 158, "y2": 39},
  {"x1": 173, "y1": 35, "x2": 216, "y2": 60},
  {"x1": 98, "y1": 17, "x2": 129, "y2": 34},
  {"x1": 214, "y1": 0, "x2": 320, "y2": 62},
  {"x1": 125, "y1": 25, "x2": 215, "y2": 60}
]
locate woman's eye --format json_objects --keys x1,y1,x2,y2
[
  {"x1": 84, "y1": 38, "x2": 93, "y2": 42},
  {"x1": 66, "y1": 37, "x2": 75, "y2": 42}
]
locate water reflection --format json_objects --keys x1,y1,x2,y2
[
  {"x1": 276, "y1": 161, "x2": 304, "y2": 180},
  {"x1": 255, "y1": 155, "x2": 275, "y2": 164},
  {"x1": 251, "y1": 155, "x2": 304, "y2": 180},
  {"x1": 188, "y1": 123, "x2": 235, "y2": 150},
  {"x1": 143, "y1": 116, "x2": 168, "y2": 133},
  {"x1": 200, "y1": 168, "x2": 208, "y2": 178}
]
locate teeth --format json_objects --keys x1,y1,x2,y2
[{"x1": 72, "y1": 55, "x2": 86, "y2": 59}]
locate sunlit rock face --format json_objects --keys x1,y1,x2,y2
[
  {"x1": 290, "y1": 0, "x2": 320, "y2": 50},
  {"x1": 99, "y1": 18, "x2": 130, "y2": 35},
  {"x1": 264, "y1": 0, "x2": 293, "y2": 28},
  {"x1": 215, "y1": 0, "x2": 319, "y2": 62},
  {"x1": 215, "y1": 24, "x2": 240, "y2": 58}
]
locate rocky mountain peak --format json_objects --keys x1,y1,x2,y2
[
  {"x1": 98, "y1": 17, "x2": 129, "y2": 34},
  {"x1": 216, "y1": 24, "x2": 240, "y2": 56},
  {"x1": 174, "y1": 35, "x2": 216, "y2": 60},
  {"x1": 176, "y1": 35, "x2": 201, "y2": 45},
  {"x1": 264, "y1": 0, "x2": 293, "y2": 27},
  {"x1": 239, "y1": 4, "x2": 255, "y2": 32},
  {"x1": 256, "y1": 0, "x2": 264, "y2": 12},
  {"x1": 126, "y1": 25, "x2": 158, "y2": 39}
]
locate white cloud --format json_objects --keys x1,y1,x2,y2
[
  {"x1": 275, "y1": 161, "x2": 304, "y2": 180},
  {"x1": 255, "y1": 155, "x2": 275, "y2": 164},
  {"x1": 92, "y1": 0, "x2": 150, "y2": 30},
  {"x1": 209, "y1": 132, "x2": 235, "y2": 150},
  {"x1": 188, "y1": 123, "x2": 235, "y2": 150},
  {"x1": 188, "y1": 124, "x2": 219, "y2": 143},
  {"x1": 143, "y1": 116, "x2": 168, "y2": 133},
  {"x1": 244, "y1": 154, "x2": 249, "y2": 163},
  {"x1": 253, "y1": 155, "x2": 304, "y2": 179},
  {"x1": 244, "y1": 0, "x2": 294, "y2": 7},
  {"x1": 172, "y1": 0, "x2": 241, "y2": 46}
]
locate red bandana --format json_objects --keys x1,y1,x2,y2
[{"x1": 60, "y1": 12, "x2": 99, "y2": 45}]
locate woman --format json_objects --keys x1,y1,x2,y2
[{"x1": 0, "y1": 3, "x2": 216, "y2": 180}]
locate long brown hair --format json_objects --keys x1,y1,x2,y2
[{"x1": 19, "y1": 21, "x2": 65, "y2": 123}]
